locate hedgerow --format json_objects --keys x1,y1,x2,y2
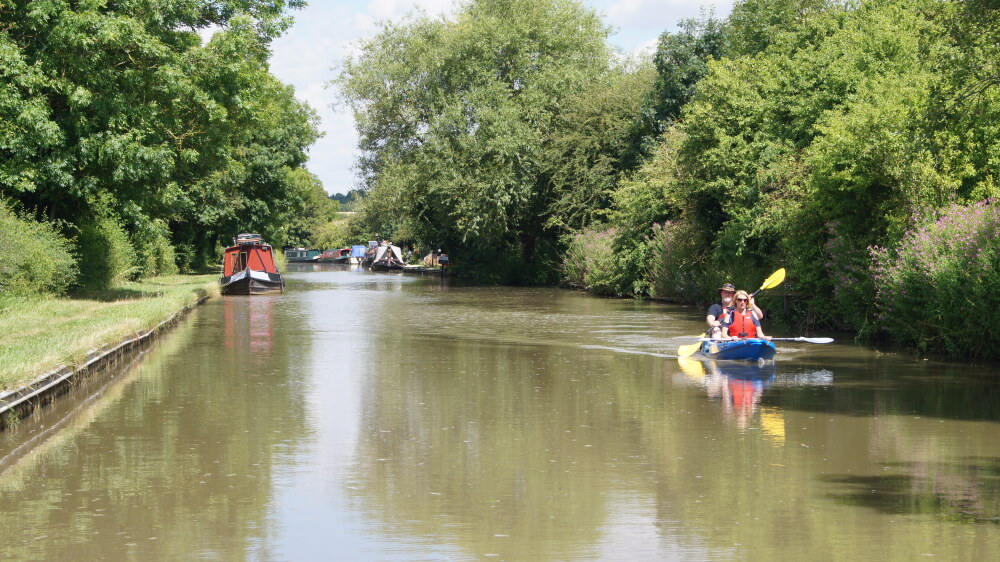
[
  {"x1": 0, "y1": 202, "x2": 78, "y2": 296},
  {"x1": 870, "y1": 200, "x2": 1000, "y2": 357}
]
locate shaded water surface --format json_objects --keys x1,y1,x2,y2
[{"x1": 1, "y1": 266, "x2": 998, "y2": 560}]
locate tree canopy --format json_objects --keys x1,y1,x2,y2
[
  {"x1": 335, "y1": 0, "x2": 1000, "y2": 356},
  {"x1": 337, "y1": 0, "x2": 616, "y2": 272},
  {"x1": 1, "y1": 0, "x2": 318, "y2": 278}
]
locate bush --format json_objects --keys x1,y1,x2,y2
[
  {"x1": 131, "y1": 217, "x2": 178, "y2": 277},
  {"x1": 820, "y1": 220, "x2": 877, "y2": 333},
  {"x1": 562, "y1": 227, "x2": 619, "y2": 295},
  {"x1": 74, "y1": 214, "x2": 138, "y2": 291},
  {"x1": 870, "y1": 199, "x2": 1000, "y2": 357},
  {"x1": 172, "y1": 243, "x2": 198, "y2": 273},
  {"x1": 312, "y1": 218, "x2": 351, "y2": 250},
  {"x1": 0, "y1": 203, "x2": 78, "y2": 296},
  {"x1": 647, "y1": 219, "x2": 710, "y2": 302}
]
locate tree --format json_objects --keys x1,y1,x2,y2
[
  {"x1": 726, "y1": 0, "x2": 836, "y2": 57},
  {"x1": 0, "y1": 1, "x2": 317, "y2": 274},
  {"x1": 541, "y1": 64, "x2": 657, "y2": 234},
  {"x1": 336, "y1": 0, "x2": 612, "y2": 271},
  {"x1": 652, "y1": 13, "x2": 726, "y2": 126},
  {"x1": 283, "y1": 169, "x2": 339, "y2": 247}
]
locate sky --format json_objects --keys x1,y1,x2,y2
[{"x1": 268, "y1": 0, "x2": 738, "y2": 195}]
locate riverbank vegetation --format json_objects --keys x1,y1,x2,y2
[
  {"x1": 1, "y1": 0, "x2": 318, "y2": 294},
  {"x1": 3, "y1": 0, "x2": 998, "y2": 361},
  {"x1": 1, "y1": 1, "x2": 318, "y2": 386},
  {"x1": 337, "y1": 0, "x2": 1000, "y2": 358},
  {"x1": 0, "y1": 275, "x2": 218, "y2": 390}
]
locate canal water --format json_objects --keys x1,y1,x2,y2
[{"x1": 0, "y1": 265, "x2": 997, "y2": 560}]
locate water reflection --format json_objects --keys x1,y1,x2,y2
[
  {"x1": 345, "y1": 326, "x2": 633, "y2": 560},
  {"x1": 676, "y1": 353, "x2": 1000, "y2": 532},
  {"x1": 0, "y1": 295, "x2": 309, "y2": 560},
  {"x1": 823, "y1": 458, "x2": 1000, "y2": 523},
  {"x1": 224, "y1": 294, "x2": 274, "y2": 356},
  {"x1": 1, "y1": 270, "x2": 999, "y2": 560},
  {"x1": 679, "y1": 357, "x2": 834, "y2": 432},
  {"x1": 712, "y1": 362, "x2": 775, "y2": 430}
]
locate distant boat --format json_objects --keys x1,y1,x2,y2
[
  {"x1": 316, "y1": 248, "x2": 352, "y2": 264},
  {"x1": 369, "y1": 244, "x2": 405, "y2": 271},
  {"x1": 220, "y1": 234, "x2": 284, "y2": 295},
  {"x1": 350, "y1": 245, "x2": 367, "y2": 264},
  {"x1": 284, "y1": 248, "x2": 320, "y2": 262}
]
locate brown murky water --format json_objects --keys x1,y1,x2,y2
[{"x1": 0, "y1": 265, "x2": 998, "y2": 560}]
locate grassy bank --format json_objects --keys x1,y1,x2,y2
[{"x1": 0, "y1": 275, "x2": 219, "y2": 391}]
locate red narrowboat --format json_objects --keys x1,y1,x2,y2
[
  {"x1": 220, "y1": 233, "x2": 284, "y2": 295},
  {"x1": 316, "y1": 248, "x2": 352, "y2": 264}
]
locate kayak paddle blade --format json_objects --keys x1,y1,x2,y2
[
  {"x1": 759, "y1": 268, "x2": 786, "y2": 291},
  {"x1": 798, "y1": 337, "x2": 833, "y2": 344},
  {"x1": 770, "y1": 337, "x2": 834, "y2": 343},
  {"x1": 678, "y1": 341, "x2": 702, "y2": 357}
]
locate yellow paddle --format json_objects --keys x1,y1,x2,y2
[
  {"x1": 754, "y1": 267, "x2": 786, "y2": 297},
  {"x1": 676, "y1": 338, "x2": 707, "y2": 358},
  {"x1": 677, "y1": 268, "x2": 786, "y2": 357}
]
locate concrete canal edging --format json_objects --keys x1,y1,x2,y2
[{"x1": 0, "y1": 295, "x2": 211, "y2": 430}]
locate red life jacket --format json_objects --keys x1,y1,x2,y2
[{"x1": 727, "y1": 308, "x2": 756, "y2": 339}]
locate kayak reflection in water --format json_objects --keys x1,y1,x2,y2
[{"x1": 682, "y1": 359, "x2": 777, "y2": 429}]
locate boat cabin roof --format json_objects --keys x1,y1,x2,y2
[{"x1": 234, "y1": 233, "x2": 263, "y2": 245}]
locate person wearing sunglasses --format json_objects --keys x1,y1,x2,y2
[
  {"x1": 707, "y1": 283, "x2": 765, "y2": 339},
  {"x1": 722, "y1": 290, "x2": 770, "y2": 340}
]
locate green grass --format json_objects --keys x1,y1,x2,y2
[{"x1": 0, "y1": 274, "x2": 220, "y2": 391}]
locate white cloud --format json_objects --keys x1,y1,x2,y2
[
  {"x1": 367, "y1": 0, "x2": 453, "y2": 19},
  {"x1": 594, "y1": 0, "x2": 736, "y2": 51},
  {"x1": 630, "y1": 35, "x2": 660, "y2": 58}
]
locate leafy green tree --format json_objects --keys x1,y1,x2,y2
[
  {"x1": 0, "y1": 1, "x2": 317, "y2": 276},
  {"x1": 652, "y1": 13, "x2": 726, "y2": 125},
  {"x1": 329, "y1": 189, "x2": 362, "y2": 211},
  {"x1": 726, "y1": 0, "x2": 836, "y2": 57},
  {"x1": 0, "y1": 32, "x2": 64, "y2": 202},
  {"x1": 542, "y1": 64, "x2": 657, "y2": 234},
  {"x1": 283, "y1": 168, "x2": 339, "y2": 247},
  {"x1": 606, "y1": 127, "x2": 693, "y2": 296},
  {"x1": 311, "y1": 218, "x2": 351, "y2": 250},
  {"x1": 649, "y1": 0, "x2": 1000, "y2": 335},
  {"x1": 337, "y1": 0, "x2": 613, "y2": 273}
]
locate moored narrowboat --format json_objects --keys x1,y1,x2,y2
[
  {"x1": 316, "y1": 248, "x2": 352, "y2": 263},
  {"x1": 284, "y1": 248, "x2": 321, "y2": 262},
  {"x1": 369, "y1": 244, "x2": 405, "y2": 271},
  {"x1": 221, "y1": 234, "x2": 284, "y2": 295},
  {"x1": 350, "y1": 245, "x2": 367, "y2": 264}
]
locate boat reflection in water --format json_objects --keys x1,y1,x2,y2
[
  {"x1": 678, "y1": 357, "x2": 833, "y2": 440},
  {"x1": 708, "y1": 361, "x2": 776, "y2": 430},
  {"x1": 223, "y1": 296, "x2": 275, "y2": 363}
]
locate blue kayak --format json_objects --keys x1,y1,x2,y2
[{"x1": 699, "y1": 338, "x2": 777, "y2": 361}]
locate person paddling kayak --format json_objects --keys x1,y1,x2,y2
[
  {"x1": 722, "y1": 290, "x2": 771, "y2": 341},
  {"x1": 707, "y1": 283, "x2": 764, "y2": 339}
]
